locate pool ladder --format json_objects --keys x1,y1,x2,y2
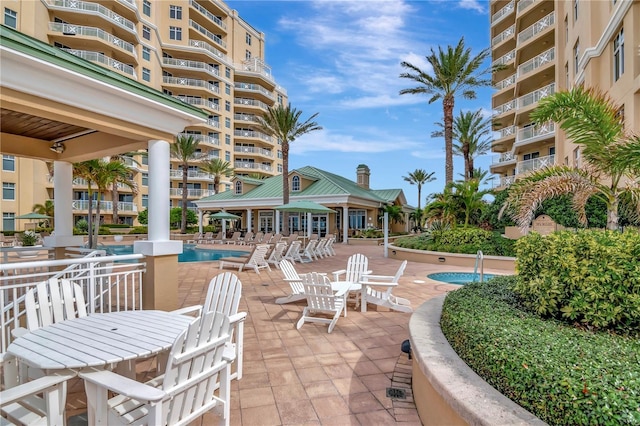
[{"x1": 473, "y1": 250, "x2": 484, "y2": 283}]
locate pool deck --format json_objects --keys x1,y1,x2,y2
[{"x1": 65, "y1": 242, "x2": 512, "y2": 425}]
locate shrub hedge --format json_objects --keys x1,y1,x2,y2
[
  {"x1": 515, "y1": 229, "x2": 640, "y2": 332},
  {"x1": 441, "y1": 277, "x2": 640, "y2": 425},
  {"x1": 394, "y1": 227, "x2": 516, "y2": 256}
]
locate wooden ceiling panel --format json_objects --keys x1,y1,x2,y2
[{"x1": 0, "y1": 108, "x2": 89, "y2": 142}]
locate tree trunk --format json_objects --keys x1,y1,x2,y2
[
  {"x1": 443, "y1": 95, "x2": 455, "y2": 184},
  {"x1": 87, "y1": 185, "x2": 94, "y2": 249},
  {"x1": 607, "y1": 195, "x2": 619, "y2": 231},
  {"x1": 417, "y1": 186, "x2": 421, "y2": 211},
  {"x1": 462, "y1": 144, "x2": 471, "y2": 180},
  {"x1": 468, "y1": 156, "x2": 475, "y2": 180},
  {"x1": 93, "y1": 193, "x2": 101, "y2": 249},
  {"x1": 112, "y1": 184, "x2": 119, "y2": 224},
  {"x1": 181, "y1": 165, "x2": 188, "y2": 234},
  {"x1": 282, "y1": 142, "x2": 290, "y2": 236}
]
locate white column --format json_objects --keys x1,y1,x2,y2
[
  {"x1": 307, "y1": 212, "x2": 312, "y2": 239},
  {"x1": 275, "y1": 210, "x2": 280, "y2": 234},
  {"x1": 246, "y1": 209, "x2": 252, "y2": 232},
  {"x1": 342, "y1": 206, "x2": 349, "y2": 243},
  {"x1": 44, "y1": 161, "x2": 84, "y2": 247},
  {"x1": 198, "y1": 210, "x2": 204, "y2": 235}
]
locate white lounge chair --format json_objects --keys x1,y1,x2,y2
[
  {"x1": 224, "y1": 231, "x2": 242, "y2": 245},
  {"x1": 283, "y1": 240, "x2": 303, "y2": 263},
  {"x1": 219, "y1": 244, "x2": 271, "y2": 274},
  {"x1": 275, "y1": 259, "x2": 306, "y2": 304},
  {"x1": 300, "y1": 239, "x2": 317, "y2": 263},
  {"x1": 360, "y1": 260, "x2": 412, "y2": 313},
  {"x1": 296, "y1": 272, "x2": 347, "y2": 334},
  {"x1": 332, "y1": 253, "x2": 370, "y2": 316},
  {"x1": 80, "y1": 311, "x2": 232, "y2": 426},
  {"x1": 238, "y1": 231, "x2": 253, "y2": 245},
  {"x1": 267, "y1": 242, "x2": 288, "y2": 269}
]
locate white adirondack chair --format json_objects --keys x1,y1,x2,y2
[
  {"x1": 267, "y1": 242, "x2": 287, "y2": 269},
  {"x1": 314, "y1": 239, "x2": 328, "y2": 259},
  {"x1": 300, "y1": 239, "x2": 317, "y2": 263},
  {"x1": 219, "y1": 244, "x2": 271, "y2": 274},
  {"x1": 296, "y1": 272, "x2": 347, "y2": 334},
  {"x1": 325, "y1": 236, "x2": 336, "y2": 256},
  {"x1": 360, "y1": 260, "x2": 412, "y2": 313},
  {"x1": 331, "y1": 253, "x2": 370, "y2": 316},
  {"x1": 275, "y1": 259, "x2": 306, "y2": 304},
  {"x1": 1, "y1": 354, "x2": 75, "y2": 426},
  {"x1": 80, "y1": 311, "x2": 232, "y2": 426},
  {"x1": 283, "y1": 240, "x2": 303, "y2": 263}
]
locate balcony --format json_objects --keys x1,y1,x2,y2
[
  {"x1": 169, "y1": 188, "x2": 215, "y2": 198},
  {"x1": 169, "y1": 170, "x2": 212, "y2": 180},
  {"x1": 494, "y1": 74, "x2": 516, "y2": 91},
  {"x1": 517, "y1": 83, "x2": 555, "y2": 109},
  {"x1": 163, "y1": 76, "x2": 220, "y2": 95},
  {"x1": 516, "y1": 154, "x2": 555, "y2": 175},
  {"x1": 234, "y1": 113, "x2": 259, "y2": 123},
  {"x1": 492, "y1": 151, "x2": 516, "y2": 164},
  {"x1": 517, "y1": 0, "x2": 536, "y2": 13},
  {"x1": 494, "y1": 99, "x2": 516, "y2": 116},
  {"x1": 235, "y1": 57, "x2": 274, "y2": 84},
  {"x1": 234, "y1": 130, "x2": 272, "y2": 142},
  {"x1": 49, "y1": 23, "x2": 136, "y2": 58},
  {"x1": 44, "y1": 0, "x2": 136, "y2": 34},
  {"x1": 206, "y1": 119, "x2": 220, "y2": 129},
  {"x1": 234, "y1": 82, "x2": 275, "y2": 100},
  {"x1": 162, "y1": 57, "x2": 220, "y2": 78},
  {"x1": 177, "y1": 132, "x2": 219, "y2": 146},
  {"x1": 518, "y1": 12, "x2": 555, "y2": 45},
  {"x1": 71, "y1": 200, "x2": 137, "y2": 212},
  {"x1": 491, "y1": 0, "x2": 514, "y2": 25},
  {"x1": 188, "y1": 39, "x2": 226, "y2": 62},
  {"x1": 516, "y1": 122, "x2": 555, "y2": 146},
  {"x1": 234, "y1": 162, "x2": 272, "y2": 172},
  {"x1": 234, "y1": 98, "x2": 269, "y2": 110},
  {"x1": 61, "y1": 49, "x2": 135, "y2": 77},
  {"x1": 492, "y1": 24, "x2": 515, "y2": 46},
  {"x1": 496, "y1": 125, "x2": 516, "y2": 140},
  {"x1": 518, "y1": 47, "x2": 555, "y2": 78},
  {"x1": 174, "y1": 96, "x2": 220, "y2": 112},
  {"x1": 234, "y1": 146, "x2": 273, "y2": 157},
  {"x1": 189, "y1": 19, "x2": 226, "y2": 50},
  {"x1": 189, "y1": 0, "x2": 226, "y2": 30},
  {"x1": 492, "y1": 49, "x2": 515, "y2": 67},
  {"x1": 493, "y1": 175, "x2": 516, "y2": 188}
]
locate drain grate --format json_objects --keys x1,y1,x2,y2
[{"x1": 386, "y1": 387, "x2": 407, "y2": 399}]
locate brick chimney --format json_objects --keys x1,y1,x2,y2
[{"x1": 356, "y1": 164, "x2": 370, "y2": 189}]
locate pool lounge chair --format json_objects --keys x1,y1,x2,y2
[
  {"x1": 219, "y1": 244, "x2": 271, "y2": 274},
  {"x1": 224, "y1": 232, "x2": 242, "y2": 245}
]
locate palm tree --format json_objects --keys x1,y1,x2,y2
[
  {"x1": 110, "y1": 152, "x2": 145, "y2": 224},
  {"x1": 378, "y1": 204, "x2": 405, "y2": 232},
  {"x1": 32, "y1": 200, "x2": 55, "y2": 228},
  {"x1": 402, "y1": 169, "x2": 435, "y2": 212},
  {"x1": 170, "y1": 135, "x2": 203, "y2": 234},
  {"x1": 255, "y1": 104, "x2": 322, "y2": 234},
  {"x1": 199, "y1": 158, "x2": 234, "y2": 194},
  {"x1": 502, "y1": 86, "x2": 640, "y2": 231},
  {"x1": 451, "y1": 179, "x2": 490, "y2": 227},
  {"x1": 424, "y1": 185, "x2": 460, "y2": 227},
  {"x1": 73, "y1": 161, "x2": 98, "y2": 246},
  {"x1": 400, "y1": 37, "x2": 492, "y2": 183}
]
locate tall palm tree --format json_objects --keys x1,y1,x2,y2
[
  {"x1": 402, "y1": 169, "x2": 435, "y2": 212},
  {"x1": 199, "y1": 158, "x2": 234, "y2": 194},
  {"x1": 502, "y1": 86, "x2": 640, "y2": 231},
  {"x1": 424, "y1": 185, "x2": 460, "y2": 227},
  {"x1": 32, "y1": 200, "x2": 55, "y2": 228},
  {"x1": 255, "y1": 104, "x2": 322, "y2": 234},
  {"x1": 110, "y1": 151, "x2": 145, "y2": 224},
  {"x1": 73, "y1": 161, "x2": 98, "y2": 246},
  {"x1": 400, "y1": 37, "x2": 492, "y2": 183},
  {"x1": 170, "y1": 135, "x2": 203, "y2": 234}
]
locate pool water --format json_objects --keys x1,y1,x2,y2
[
  {"x1": 427, "y1": 272, "x2": 496, "y2": 285},
  {"x1": 104, "y1": 244, "x2": 249, "y2": 263}
]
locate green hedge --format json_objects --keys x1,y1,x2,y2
[
  {"x1": 394, "y1": 227, "x2": 516, "y2": 256},
  {"x1": 441, "y1": 277, "x2": 640, "y2": 425},
  {"x1": 515, "y1": 229, "x2": 640, "y2": 332}
]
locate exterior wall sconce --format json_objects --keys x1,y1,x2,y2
[
  {"x1": 438, "y1": 257, "x2": 446, "y2": 262},
  {"x1": 50, "y1": 142, "x2": 65, "y2": 154}
]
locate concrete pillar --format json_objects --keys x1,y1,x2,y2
[
  {"x1": 275, "y1": 210, "x2": 280, "y2": 234},
  {"x1": 342, "y1": 206, "x2": 349, "y2": 243},
  {"x1": 198, "y1": 210, "x2": 204, "y2": 235},
  {"x1": 44, "y1": 161, "x2": 84, "y2": 255},
  {"x1": 247, "y1": 209, "x2": 252, "y2": 232}
]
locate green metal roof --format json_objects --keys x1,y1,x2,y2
[{"x1": 0, "y1": 25, "x2": 207, "y2": 120}]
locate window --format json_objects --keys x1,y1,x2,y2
[
  {"x1": 225, "y1": 151, "x2": 230, "y2": 161},
  {"x1": 277, "y1": 164, "x2": 283, "y2": 173},
  {"x1": 225, "y1": 67, "x2": 231, "y2": 78},
  {"x1": 225, "y1": 83, "x2": 231, "y2": 95},
  {"x1": 142, "y1": 154, "x2": 149, "y2": 165},
  {"x1": 615, "y1": 105, "x2": 625, "y2": 123},
  {"x1": 613, "y1": 28, "x2": 624, "y2": 81},
  {"x1": 169, "y1": 26, "x2": 182, "y2": 40},
  {"x1": 3, "y1": 182, "x2": 15, "y2": 200},
  {"x1": 234, "y1": 180, "x2": 242, "y2": 195},
  {"x1": 225, "y1": 134, "x2": 230, "y2": 145},
  {"x1": 245, "y1": 50, "x2": 251, "y2": 60},
  {"x1": 549, "y1": 146, "x2": 556, "y2": 156},
  {"x1": 573, "y1": 0, "x2": 578, "y2": 21},
  {"x1": 573, "y1": 148, "x2": 580, "y2": 167},
  {"x1": 291, "y1": 176, "x2": 300, "y2": 192},
  {"x1": 225, "y1": 118, "x2": 230, "y2": 128},
  {"x1": 142, "y1": 25, "x2": 151, "y2": 40},
  {"x1": 3, "y1": 155, "x2": 15, "y2": 171},
  {"x1": 565, "y1": 63, "x2": 569, "y2": 88},
  {"x1": 140, "y1": 194, "x2": 148, "y2": 208},
  {"x1": 142, "y1": 67, "x2": 151, "y2": 82},
  {"x1": 4, "y1": 8, "x2": 17, "y2": 28},
  {"x1": 142, "y1": 46, "x2": 150, "y2": 61},
  {"x1": 277, "y1": 150, "x2": 282, "y2": 159},
  {"x1": 277, "y1": 94, "x2": 283, "y2": 105},
  {"x1": 225, "y1": 100, "x2": 231, "y2": 112},
  {"x1": 523, "y1": 152, "x2": 539, "y2": 161},
  {"x1": 169, "y1": 5, "x2": 182, "y2": 19},
  {"x1": 348, "y1": 210, "x2": 366, "y2": 230},
  {"x1": 564, "y1": 15, "x2": 568, "y2": 44},
  {"x1": 3, "y1": 212, "x2": 15, "y2": 231},
  {"x1": 142, "y1": 173, "x2": 149, "y2": 186},
  {"x1": 246, "y1": 33, "x2": 252, "y2": 45},
  {"x1": 143, "y1": 0, "x2": 151, "y2": 16},
  {"x1": 573, "y1": 40, "x2": 580, "y2": 74}
]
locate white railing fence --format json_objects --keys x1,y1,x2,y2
[{"x1": 0, "y1": 250, "x2": 146, "y2": 352}]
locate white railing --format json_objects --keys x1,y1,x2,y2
[
  {"x1": 234, "y1": 113, "x2": 258, "y2": 123},
  {"x1": 235, "y1": 57, "x2": 274, "y2": 83},
  {"x1": 492, "y1": 24, "x2": 515, "y2": 46},
  {"x1": 189, "y1": 0, "x2": 226, "y2": 30},
  {"x1": 71, "y1": 200, "x2": 137, "y2": 212},
  {"x1": 516, "y1": 154, "x2": 555, "y2": 175},
  {"x1": 234, "y1": 146, "x2": 273, "y2": 157},
  {"x1": 517, "y1": 0, "x2": 536, "y2": 13},
  {"x1": 516, "y1": 122, "x2": 555, "y2": 144},
  {"x1": 49, "y1": 23, "x2": 136, "y2": 56},
  {"x1": 234, "y1": 82, "x2": 274, "y2": 100},
  {"x1": 493, "y1": 152, "x2": 516, "y2": 163},
  {"x1": 61, "y1": 49, "x2": 136, "y2": 77},
  {"x1": 493, "y1": 49, "x2": 515, "y2": 67},
  {"x1": 234, "y1": 130, "x2": 272, "y2": 142},
  {"x1": 0, "y1": 249, "x2": 146, "y2": 352},
  {"x1": 494, "y1": 175, "x2": 516, "y2": 188},
  {"x1": 169, "y1": 170, "x2": 212, "y2": 180},
  {"x1": 234, "y1": 162, "x2": 272, "y2": 172},
  {"x1": 178, "y1": 132, "x2": 219, "y2": 146},
  {"x1": 189, "y1": 39, "x2": 226, "y2": 61},
  {"x1": 518, "y1": 47, "x2": 555, "y2": 77},
  {"x1": 517, "y1": 83, "x2": 555, "y2": 109},
  {"x1": 45, "y1": 0, "x2": 135, "y2": 33},
  {"x1": 494, "y1": 99, "x2": 516, "y2": 115},
  {"x1": 494, "y1": 74, "x2": 516, "y2": 90},
  {"x1": 169, "y1": 188, "x2": 215, "y2": 197},
  {"x1": 163, "y1": 76, "x2": 220, "y2": 94},
  {"x1": 174, "y1": 96, "x2": 220, "y2": 111},
  {"x1": 207, "y1": 118, "x2": 220, "y2": 128},
  {"x1": 491, "y1": 0, "x2": 514, "y2": 24},
  {"x1": 497, "y1": 125, "x2": 516, "y2": 139},
  {"x1": 189, "y1": 19, "x2": 226, "y2": 49},
  {"x1": 234, "y1": 98, "x2": 269, "y2": 110},
  {"x1": 162, "y1": 57, "x2": 220, "y2": 77},
  {"x1": 518, "y1": 11, "x2": 555, "y2": 44}
]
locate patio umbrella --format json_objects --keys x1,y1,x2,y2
[
  {"x1": 274, "y1": 200, "x2": 334, "y2": 213},
  {"x1": 15, "y1": 212, "x2": 52, "y2": 220},
  {"x1": 208, "y1": 211, "x2": 241, "y2": 237}
]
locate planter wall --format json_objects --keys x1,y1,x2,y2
[{"x1": 388, "y1": 244, "x2": 516, "y2": 273}]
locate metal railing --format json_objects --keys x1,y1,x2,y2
[
  {"x1": 494, "y1": 74, "x2": 516, "y2": 90},
  {"x1": 162, "y1": 57, "x2": 220, "y2": 77},
  {"x1": 235, "y1": 57, "x2": 274, "y2": 83},
  {"x1": 234, "y1": 98, "x2": 269, "y2": 110},
  {"x1": 516, "y1": 122, "x2": 555, "y2": 144},
  {"x1": 234, "y1": 129, "x2": 272, "y2": 142},
  {"x1": 492, "y1": 24, "x2": 515, "y2": 46},
  {"x1": 518, "y1": 47, "x2": 555, "y2": 77},
  {"x1": 45, "y1": 0, "x2": 135, "y2": 33},
  {"x1": 189, "y1": 19, "x2": 226, "y2": 49},
  {"x1": 189, "y1": 39, "x2": 226, "y2": 61},
  {"x1": 234, "y1": 162, "x2": 272, "y2": 172},
  {"x1": 71, "y1": 200, "x2": 137, "y2": 212},
  {"x1": 493, "y1": 49, "x2": 515, "y2": 67},
  {"x1": 49, "y1": 23, "x2": 136, "y2": 56},
  {"x1": 234, "y1": 82, "x2": 274, "y2": 100},
  {"x1": 234, "y1": 146, "x2": 273, "y2": 157},
  {"x1": 494, "y1": 99, "x2": 516, "y2": 115},
  {"x1": 516, "y1": 154, "x2": 555, "y2": 175},
  {"x1": 163, "y1": 76, "x2": 220, "y2": 94},
  {"x1": 491, "y1": 0, "x2": 514, "y2": 24},
  {"x1": 517, "y1": 83, "x2": 555, "y2": 109},
  {"x1": 473, "y1": 251, "x2": 484, "y2": 282},
  {"x1": 492, "y1": 152, "x2": 516, "y2": 164},
  {"x1": 518, "y1": 11, "x2": 555, "y2": 44},
  {"x1": 61, "y1": 49, "x2": 135, "y2": 77},
  {"x1": 189, "y1": 0, "x2": 226, "y2": 30},
  {"x1": 174, "y1": 96, "x2": 220, "y2": 112}
]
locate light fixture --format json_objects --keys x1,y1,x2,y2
[{"x1": 50, "y1": 142, "x2": 65, "y2": 154}]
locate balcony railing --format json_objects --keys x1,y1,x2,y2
[
  {"x1": 206, "y1": 119, "x2": 220, "y2": 128},
  {"x1": 163, "y1": 76, "x2": 220, "y2": 94},
  {"x1": 518, "y1": 11, "x2": 555, "y2": 44},
  {"x1": 61, "y1": 49, "x2": 135, "y2": 77},
  {"x1": 169, "y1": 188, "x2": 215, "y2": 198},
  {"x1": 234, "y1": 162, "x2": 272, "y2": 172},
  {"x1": 49, "y1": 23, "x2": 136, "y2": 56},
  {"x1": 517, "y1": 0, "x2": 536, "y2": 13},
  {"x1": 234, "y1": 113, "x2": 259, "y2": 123},
  {"x1": 494, "y1": 74, "x2": 516, "y2": 90},
  {"x1": 189, "y1": 39, "x2": 226, "y2": 61},
  {"x1": 234, "y1": 146, "x2": 273, "y2": 157},
  {"x1": 517, "y1": 83, "x2": 555, "y2": 109},
  {"x1": 189, "y1": 19, "x2": 226, "y2": 49},
  {"x1": 494, "y1": 175, "x2": 516, "y2": 187},
  {"x1": 492, "y1": 24, "x2": 515, "y2": 46},
  {"x1": 71, "y1": 200, "x2": 137, "y2": 212},
  {"x1": 235, "y1": 57, "x2": 274, "y2": 83},
  {"x1": 518, "y1": 47, "x2": 555, "y2": 77},
  {"x1": 494, "y1": 99, "x2": 516, "y2": 115},
  {"x1": 496, "y1": 125, "x2": 516, "y2": 140},
  {"x1": 162, "y1": 57, "x2": 220, "y2": 77},
  {"x1": 174, "y1": 96, "x2": 220, "y2": 112},
  {"x1": 234, "y1": 82, "x2": 274, "y2": 100},
  {"x1": 492, "y1": 49, "x2": 515, "y2": 67},
  {"x1": 45, "y1": 0, "x2": 135, "y2": 33},
  {"x1": 492, "y1": 151, "x2": 516, "y2": 164},
  {"x1": 177, "y1": 132, "x2": 219, "y2": 146},
  {"x1": 491, "y1": 0, "x2": 514, "y2": 25},
  {"x1": 189, "y1": 0, "x2": 226, "y2": 30},
  {"x1": 516, "y1": 154, "x2": 555, "y2": 175},
  {"x1": 234, "y1": 130, "x2": 271, "y2": 142},
  {"x1": 516, "y1": 122, "x2": 555, "y2": 144},
  {"x1": 234, "y1": 98, "x2": 269, "y2": 110},
  {"x1": 169, "y1": 170, "x2": 212, "y2": 180}
]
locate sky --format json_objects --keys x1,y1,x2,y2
[{"x1": 227, "y1": 0, "x2": 494, "y2": 208}]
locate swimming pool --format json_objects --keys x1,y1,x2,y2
[
  {"x1": 427, "y1": 272, "x2": 496, "y2": 285},
  {"x1": 104, "y1": 244, "x2": 249, "y2": 263}
]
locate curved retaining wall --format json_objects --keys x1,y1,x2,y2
[
  {"x1": 409, "y1": 296, "x2": 547, "y2": 426},
  {"x1": 388, "y1": 244, "x2": 516, "y2": 273}
]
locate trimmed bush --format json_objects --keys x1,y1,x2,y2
[
  {"x1": 515, "y1": 229, "x2": 640, "y2": 332},
  {"x1": 441, "y1": 277, "x2": 640, "y2": 425},
  {"x1": 394, "y1": 227, "x2": 516, "y2": 256}
]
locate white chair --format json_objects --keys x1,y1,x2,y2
[
  {"x1": 300, "y1": 239, "x2": 317, "y2": 263},
  {"x1": 224, "y1": 231, "x2": 242, "y2": 244},
  {"x1": 1, "y1": 354, "x2": 75, "y2": 426},
  {"x1": 332, "y1": 253, "x2": 370, "y2": 316},
  {"x1": 219, "y1": 244, "x2": 271, "y2": 274},
  {"x1": 238, "y1": 231, "x2": 253, "y2": 245},
  {"x1": 296, "y1": 272, "x2": 347, "y2": 334},
  {"x1": 80, "y1": 311, "x2": 232, "y2": 426},
  {"x1": 325, "y1": 236, "x2": 336, "y2": 256},
  {"x1": 197, "y1": 231, "x2": 213, "y2": 244},
  {"x1": 275, "y1": 259, "x2": 306, "y2": 305},
  {"x1": 314, "y1": 238, "x2": 328, "y2": 259},
  {"x1": 186, "y1": 232, "x2": 203, "y2": 244},
  {"x1": 360, "y1": 260, "x2": 412, "y2": 313},
  {"x1": 267, "y1": 242, "x2": 287, "y2": 269},
  {"x1": 283, "y1": 240, "x2": 303, "y2": 263}
]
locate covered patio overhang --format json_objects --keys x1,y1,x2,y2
[{"x1": 0, "y1": 26, "x2": 207, "y2": 310}]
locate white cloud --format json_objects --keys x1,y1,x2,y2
[
  {"x1": 458, "y1": 0, "x2": 485, "y2": 13},
  {"x1": 410, "y1": 149, "x2": 446, "y2": 160},
  {"x1": 290, "y1": 129, "x2": 422, "y2": 154}
]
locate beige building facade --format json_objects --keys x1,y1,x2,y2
[
  {"x1": 1, "y1": 0, "x2": 287, "y2": 231},
  {"x1": 489, "y1": 0, "x2": 639, "y2": 187}
]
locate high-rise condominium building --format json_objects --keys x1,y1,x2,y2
[
  {"x1": 0, "y1": 0, "x2": 287, "y2": 230},
  {"x1": 489, "y1": 0, "x2": 639, "y2": 188}
]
